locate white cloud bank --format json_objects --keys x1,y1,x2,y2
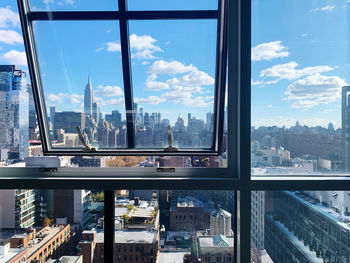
[
  {"x1": 252, "y1": 41, "x2": 289, "y2": 61},
  {"x1": 1, "y1": 50, "x2": 27, "y2": 66},
  {"x1": 0, "y1": 30, "x2": 23, "y2": 45}
]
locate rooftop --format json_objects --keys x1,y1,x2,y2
[
  {"x1": 93, "y1": 230, "x2": 157, "y2": 244},
  {"x1": 287, "y1": 191, "x2": 350, "y2": 230},
  {"x1": 198, "y1": 235, "x2": 234, "y2": 248},
  {"x1": 26, "y1": 226, "x2": 65, "y2": 258},
  {"x1": 0, "y1": 245, "x2": 26, "y2": 263},
  {"x1": 158, "y1": 251, "x2": 189, "y2": 263},
  {"x1": 47, "y1": 255, "x2": 83, "y2": 263}
]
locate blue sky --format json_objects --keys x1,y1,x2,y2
[{"x1": 0, "y1": 0, "x2": 349, "y2": 127}]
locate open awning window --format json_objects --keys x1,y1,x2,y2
[{"x1": 18, "y1": 0, "x2": 227, "y2": 156}]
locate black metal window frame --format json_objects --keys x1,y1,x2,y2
[
  {"x1": 2, "y1": 0, "x2": 350, "y2": 263},
  {"x1": 17, "y1": 0, "x2": 228, "y2": 156}
]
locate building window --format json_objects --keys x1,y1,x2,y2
[{"x1": 17, "y1": 0, "x2": 227, "y2": 156}]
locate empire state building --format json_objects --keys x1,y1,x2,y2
[{"x1": 84, "y1": 74, "x2": 93, "y2": 118}]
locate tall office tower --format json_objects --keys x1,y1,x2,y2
[
  {"x1": 49, "y1": 106, "x2": 56, "y2": 128},
  {"x1": 28, "y1": 86, "x2": 37, "y2": 139},
  {"x1": 105, "y1": 110, "x2": 122, "y2": 128},
  {"x1": 92, "y1": 102, "x2": 100, "y2": 124},
  {"x1": 54, "y1": 112, "x2": 85, "y2": 133},
  {"x1": 0, "y1": 65, "x2": 29, "y2": 160},
  {"x1": 342, "y1": 86, "x2": 350, "y2": 171},
  {"x1": 139, "y1": 107, "x2": 144, "y2": 125},
  {"x1": 54, "y1": 190, "x2": 91, "y2": 229},
  {"x1": 188, "y1": 113, "x2": 192, "y2": 126},
  {"x1": 206, "y1": 111, "x2": 214, "y2": 131},
  {"x1": 144, "y1": 112, "x2": 150, "y2": 128},
  {"x1": 251, "y1": 191, "x2": 266, "y2": 251},
  {"x1": 157, "y1": 112, "x2": 161, "y2": 125},
  {"x1": 0, "y1": 189, "x2": 36, "y2": 228},
  {"x1": 84, "y1": 74, "x2": 93, "y2": 119}
]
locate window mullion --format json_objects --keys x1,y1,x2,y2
[
  {"x1": 236, "y1": 190, "x2": 251, "y2": 263},
  {"x1": 118, "y1": 0, "x2": 136, "y2": 148},
  {"x1": 104, "y1": 190, "x2": 115, "y2": 262}
]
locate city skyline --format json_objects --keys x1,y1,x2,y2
[{"x1": 1, "y1": 1, "x2": 349, "y2": 128}]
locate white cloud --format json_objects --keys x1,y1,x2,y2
[
  {"x1": 148, "y1": 60, "x2": 195, "y2": 75},
  {"x1": 69, "y1": 94, "x2": 83, "y2": 104},
  {"x1": 0, "y1": 30, "x2": 23, "y2": 45},
  {"x1": 182, "y1": 96, "x2": 214, "y2": 108},
  {"x1": 0, "y1": 6, "x2": 19, "y2": 29},
  {"x1": 311, "y1": 5, "x2": 336, "y2": 12},
  {"x1": 167, "y1": 69, "x2": 214, "y2": 86},
  {"x1": 105, "y1": 34, "x2": 162, "y2": 60},
  {"x1": 95, "y1": 85, "x2": 123, "y2": 97},
  {"x1": 95, "y1": 47, "x2": 104, "y2": 52},
  {"x1": 100, "y1": 98, "x2": 125, "y2": 106},
  {"x1": 145, "y1": 79, "x2": 169, "y2": 91},
  {"x1": 267, "y1": 104, "x2": 272, "y2": 108},
  {"x1": 302, "y1": 33, "x2": 308, "y2": 37},
  {"x1": 260, "y1": 61, "x2": 333, "y2": 80},
  {"x1": 161, "y1": 86, "x2": 204, "y2": 104},
  {"x1": 106, "y1": 42, "x2": 121, "y2": 52},
  {"x1": 44, "y1": 0, "x2": 75, "y2": 5},
  {"x1": 142, "y1": 61, "x2": 150, "y2": 65},
  {"x1": 252, "y1": 41, "x2": 289, "y2": 61},
  {"x1": 129, "y1": 34, "x2": 161, "y2": 52},
  {"x1": 1, "y1": 50, "x2": 27, "y2": 66},
  {"x1": 285, "y1": 73, "x2": 347, "y2": 108},
  {"x1": 132, "y1": 49, "x2": 156, "y2": 60},
  {"x1": 47, "y1": 93, "x2": 65, "y2": 104},
  {"x1": 134, "y1": 96, "x2": 166, "y2": 105},
  {"x1": 251, "y1": 79, "x2": 278, "y2": 86}
]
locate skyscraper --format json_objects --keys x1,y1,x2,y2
[
  {"x1": 84, "y1": 74, "x2": 93, "y2": 119},
  {"x1": 92, "y1": 102, "x2": 100, "y2": 124},
  {"x1": 342, "y1": 86, "x2": 350, "y2": 171},
  {"x1": 50, "y1": 106, "x2": 56, "y2": 127},
  {"x1": 0, "y1": 65, "x2": 29, "y2": 160}
]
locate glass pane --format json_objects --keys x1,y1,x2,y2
[
  {"x1": 112, "y1": 190, "x2": 234, "y2": 263},
  {"x1": 0, "y1": 189, "x2": 101, "y2": 262},
  {"x1": 128, "y1": 0, "x2": 218, "y2": 11},
  {"x1": 29, "y1": 0, "x2": 117, "y2": 11},
  {"x1": 129, "y1": 20, "x2": 217, "y2": 149},
  {"x1": 251, "y1": 191, "x2": 350, "y2": 263},
  {"x1": 251, "y1": 0, "x2": 350, "y2": 175},
  {"x1": 33, "y1": 21, "x2": 128, "y2": 149}
]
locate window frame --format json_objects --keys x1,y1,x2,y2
[
  {"x1": 17, "y1": 0, "x2": 228, "y2": 156},
  {"x1": 1, "y1": 0, "x2": 349, "y2": 263}
]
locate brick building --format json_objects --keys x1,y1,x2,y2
[{"x1": 79, "y1": 230, "x2": 159, "y2": 263}]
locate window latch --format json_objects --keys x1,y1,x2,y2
[
  {"x1": 164, "y1": 125, "x2": 178, "y2": 152},
  {"x1": 77, "y1": 126, "x2": 96, "y2": 153}
]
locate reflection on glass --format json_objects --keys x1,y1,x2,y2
[
  {"x1": 128, "y1": 0, "x2": 218, "y2": 11},
  {"x1": 251, "y1": 191, "x2": 350, "y2": 263},
  {"x1": 0, "y1": 189, "x2": 102, "y2": 262},
  {"x1": 33, "y1": 21, "x2": 127, "y2": 149},
  {"x1": 130, "y1": 20, "x2": 217, "y2": 149},
  {"x1": 251, "y1": 0, "x2": 350, "y2": 175},
  {"x1": 111, "y1": 190, "x2": 235, "y2": 262},
  {"x1": 29, "y1": 0, "x2": 117, "y2": 11}
]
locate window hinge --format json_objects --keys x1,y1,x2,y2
[
  {"x1": 77, "y1": 126, "x2": 96, "y2": 153},
  {"x1": 164, "y1": 125, "x2": 178, "y2": 152}
]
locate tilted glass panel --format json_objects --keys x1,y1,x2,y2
[
  {"x1": 29, "y1": 0, "x2": 118, "y2": 11},
  {"x1": 129, "y1": 20, "x2": 217, "y2": 149},
  {"x1": 128, "y1": 0, "x2": 218, "y2": 11},
  {"x1": 251, "y1": 0, "x2": 350, "y2": 175},
  {"x1": 251, "y1": 191, "x2": 350, "y2": 263},
  {"x1": 33, "y1": 21, "x2": 128, "y2": 150}
]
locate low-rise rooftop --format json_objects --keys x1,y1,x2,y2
[{"x1": 93, "y1": 230, "x2": 157, "y2": 244}]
